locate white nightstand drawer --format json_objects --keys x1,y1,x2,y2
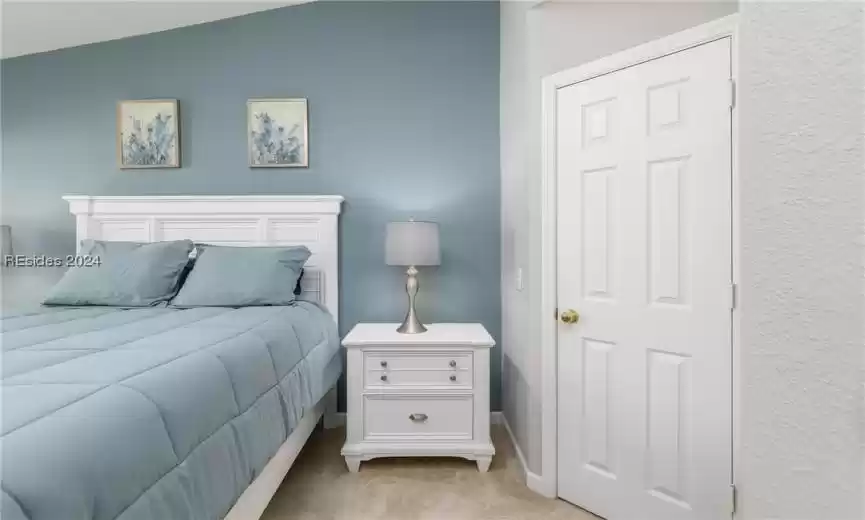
[
  {"x1": 363, "y1": 395, "x2": 473, "y2": 440},
  {"x1": 364, "y1": 352, "x2": 472, "y2": 372},
  {"x1": 366, "y1": 368, "x2": 471, "y2": 388}
]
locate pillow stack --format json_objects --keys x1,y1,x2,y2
[
  {"x1": 170, "y1": 245, "x2": 310, "y2": 307},
  {"x1": 44, "y1": 239, "x2": 194, "y2": 307},
  {"x1": 43, "y1": 241, "x2": 311, "y2": 308}
]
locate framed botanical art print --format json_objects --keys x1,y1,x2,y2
[
  {"x1": 117, "y1": 99, "x2": 180, "y2": 169},
  {"x1": 248, "y1": 98, "x2": 309, "y2": 168}
]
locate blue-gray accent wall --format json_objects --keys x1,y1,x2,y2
[{"x1": 1, "y1": 1, "x2": 501, "y2": 410}]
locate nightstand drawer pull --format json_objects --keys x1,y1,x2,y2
[
  {"x1": 380, "y1": 360, "x2": 388, "y2": 368},
  {"x1": 380, "y1": 374, "x2": 388, "y2": 382},
  {"x1": 449, "y1": 375, "x2": 457, "y2": 382},
  {"x1": 409, "y1": 413, "x2": 428, "y2": 423},
  {"x1": 449, "y1": 360, "x2": 457, "y2": 368}
]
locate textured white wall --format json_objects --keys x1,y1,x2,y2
[
  {"x1": 500, "y1": 0, "x2": 738, "y2": 475},
  {"x1": 738, "y1": 3, "x2": 864, "y2": 518}
]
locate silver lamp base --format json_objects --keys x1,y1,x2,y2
[{"x1": 397, "y1": 265, "x2": 427, "y2": 334}]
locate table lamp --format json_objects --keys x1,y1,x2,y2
[{"x1": 386, "y1": 219, "x2": 440, "y2": 334}]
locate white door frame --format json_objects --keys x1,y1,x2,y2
[{"x1": 538, "y1": 13, "x2": 740, "y2": 506}]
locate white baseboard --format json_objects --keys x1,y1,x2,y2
[
  {"x1": 500, "y1": 414, "x2": 549, "y2": 497},
  {"x1": 329, "y1": 412, "x2": 504, "y2": 428},
  {"x1": 526, "y1": 471, "x2": 552, "y2": 497},
  {"x1": 500, "y1": 414, "x2": 529, "y2": 476}
]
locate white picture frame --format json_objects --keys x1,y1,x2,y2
[
  {"x1": 247, "y1": 98, "x2": 309, "y2": 168},
  {"x1": 117, "y1": 99, "x2": 180, "y2": 169}
]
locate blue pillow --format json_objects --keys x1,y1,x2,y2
[
  {"x1": 43, "y1": 239, "x2": 194, "y2": 307},
  {"x1": 185, "y1": 244, "x2": 303, "y2": 293},
  {"x1": 170, "y1": 245, "x2": 310, "y2": 307}
]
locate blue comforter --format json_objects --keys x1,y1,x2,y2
[{"x1": 1, "y1": 303, "x2": 341, "y2": 520}]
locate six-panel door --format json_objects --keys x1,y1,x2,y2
[{"x1": 556, "y1": 38, "x2": 733, "y2": 520}]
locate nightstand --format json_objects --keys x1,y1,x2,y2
[{"x1": 341, "y1": 323, "x2": 496, "y2": 472}]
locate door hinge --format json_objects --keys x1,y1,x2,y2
[
  {"x1": 729, "y1": 78, "x2": 736, "y2": 110},
  {"x1": 730, "y1": 484, "x2": 738, "y2": 515},
  {"x1": 730, "y1": 283, "x2": 738, "y2": 311}
]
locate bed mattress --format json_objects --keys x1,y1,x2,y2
[{"x1": 0, "y1": 303, "x2": 341, "y2": 520}]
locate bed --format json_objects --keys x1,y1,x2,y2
[{"x1": 1, "y1": 195, "x2": 344, "y2": 520}]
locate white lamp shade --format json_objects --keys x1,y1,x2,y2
[
  {"x1": 385, "y1": 221, "x2": 440, "y2": 266},
  {"x1": 0, "y1": 225, "x2": 12, "y2": 258}
]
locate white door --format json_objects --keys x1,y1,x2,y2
[{"x1": 556, "y1": 38, "x2": 733, "y2": 520}]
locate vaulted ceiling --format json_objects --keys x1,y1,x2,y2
[{"x1": 1, "y1": 2, "x2": 308, "y2": 59}]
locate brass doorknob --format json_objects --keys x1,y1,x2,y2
[{"x1": 560, "y1": 309, "x2": 580, "y2": 324}]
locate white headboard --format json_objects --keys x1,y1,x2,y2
[{"x1": 63, "y1": 195, "x2": 344, "y2": 323}]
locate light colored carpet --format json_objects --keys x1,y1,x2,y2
[{"x1": 261, "y1": 424, "x2": 600, "y2": 520}]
